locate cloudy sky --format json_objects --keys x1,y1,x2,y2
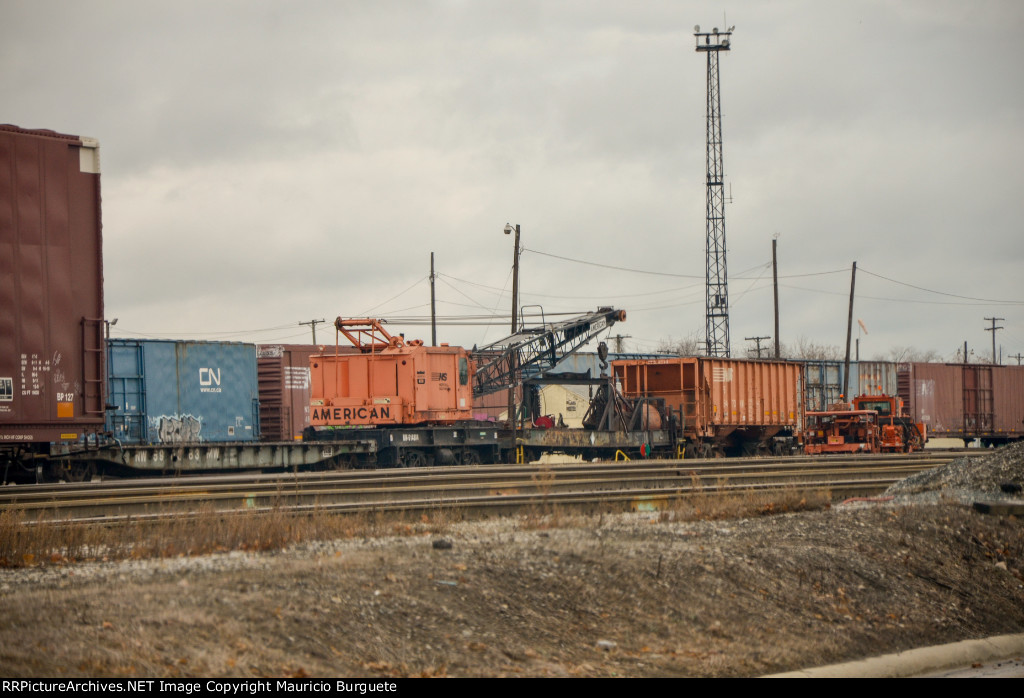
[{"x1": 5, "y1": 1, "x2": 1023, "y2": 362}]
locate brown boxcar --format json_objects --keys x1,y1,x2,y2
[
  {"x1": 257, "y1": 343, "x2": 359, "y2": 441},
  {"x1": 612, "y1": 357, "x2": 803, "y2": 456},
  {"x1": 0, "y1": 125, "x2": 105, "y2": 455},
  {"x1": 898, "y1": 363, "x2": 1024, "y2": 445}
]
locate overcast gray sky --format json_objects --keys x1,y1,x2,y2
[{"x1": 5, "y1": 1, "x2": 1023, "y2": 361}]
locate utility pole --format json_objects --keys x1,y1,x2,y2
[
  {"x1": 772, "y1": 235, "x2": 780, "y2": 358},
  {"x1": 842, "y1": 262, "x2": 856, "y2": 401},
  {"x1": 504, "y1": 223, "x2": 522, "y2": 443},
  {"x1": 612, "y1": 334, "x2": 632, "y2": 353},
  {"x1": 505, "y1": 224, "x2": 521, "y2": 334},
  {"x1": 984, "y1": 317, "x2": 1004, "y2": 365},
  {"x1": 695, "y1": 24, "x2": 734, "y2": 358},
  {"x1": 300, "y1": 318, "x2": 326, "y2": 344},
  {"x1": 430, "y1": 252, "x2": 437, "y2": 346},
  {"x1": 745, "y1": 336, "x2": 770, "y2": 359},
  {"x1": 1011, "y1": 353, "x2": 1023, "y2": 366}
]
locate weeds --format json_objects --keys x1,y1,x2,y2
[
  {"x1": 659, "y1": 484, "x2": 832, "y2": 523},
  {"x1": 0, "y1": 504, "x2": 451, "y2": 569},
  {"x1": 0, "y1": 480, "x2": 833, "y2": 568}
]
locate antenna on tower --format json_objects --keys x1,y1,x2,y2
[{"x1": 695, "y1": 24, "x2": 734, "y2": 357}]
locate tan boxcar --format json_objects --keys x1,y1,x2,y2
[
  {"x1": 898, "y1": 363, "x2": 1024, "y2": 445},
  {"x1": 612, "y1": 357, "x2": 803, "y2": 455}
]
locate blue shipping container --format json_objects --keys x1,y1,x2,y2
[{"x1": 107, "y1": 339, "x2": 260, "y2": 444}]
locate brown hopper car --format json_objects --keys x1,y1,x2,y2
[{"x1": 0, "y1": 125, "x2": 106, "y2": 468}]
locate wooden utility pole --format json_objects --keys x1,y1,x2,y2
[
  {"x1": 300, "y1": 318, "x2": 326, "y2": 344},
  {"x1": 842, "y1": 262, "x2": 856, "y2": 401},
  {"x1": 745, "y1": 336, "x2": 771, "y2": 359},
  {"x1": 772, "y1": 236, "x2": 780, "y2": 358},
  {"x1": 430, "y1": 252, "x2": 437, "y2": 346},
  {"x1": 984, "y1": 317, "x2": 1004, "y2": 365},
  {"x1": 505, "y1": 223, "x2": 522, "y2": 444}
]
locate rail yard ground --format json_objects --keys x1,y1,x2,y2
[{"x1": 1, "y1": 446, "x2": 1023, "y2": 678}]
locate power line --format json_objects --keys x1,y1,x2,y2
[
  {"x1": 358, "y1": 275, "x2": 429, "y2": 315},
  {"x1": 523, "y1": 247, "x2": 702, "y2": 278},
  {"x1": 779, "y1": 283, "x2": 1016, "y2": 307},
  {"x1": 860, "y1": 267, "x2": 1024, "y2": 305},
  {"x1": 440, "y1": 272, "x2": 705, "y2": 301},
  {"x1": 524, "y1": 246, "x2": 848, "y2": 281}
]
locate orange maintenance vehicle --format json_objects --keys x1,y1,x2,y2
[{"x1": 804, "y1": 394, "x2": 926, "y2": 454}]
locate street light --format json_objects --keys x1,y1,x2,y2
[{"x1": 504, "y1": 223, "x2": 521, "y2": 333}]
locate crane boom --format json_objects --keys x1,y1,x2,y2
[{"x1": 471, "y1": 307, "x2": 626, "y2": 398}]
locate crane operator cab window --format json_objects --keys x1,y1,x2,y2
[
  {"x1": 859, "y1": 399, "x2": 891, "y2": 416},
  {"x1": 459, "y1": 357, "x2": 469, "y2": 386}
]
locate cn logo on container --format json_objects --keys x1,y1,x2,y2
[{"x1": 199, "y1": 368, "x2": 223, "y2": 393}]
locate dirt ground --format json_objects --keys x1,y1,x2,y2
[{"x1": 1, "y1": 448, "x2": 1023, "y2": 678}]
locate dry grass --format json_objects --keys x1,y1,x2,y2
[
  {"x1": 0, "y1": 479, "x2": 833, "y2": 568},
  {"x1": 0, "y1": 504, "x2": 457, "y2": 569},
  {"x1": 651, "y1": 471, "x2": 833, "y2": 522},
  {"x1": 656, "y1": 485, "x2": 833, "y2": 522}
]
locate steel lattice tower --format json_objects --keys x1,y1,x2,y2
[{"x1": 695, "y1": 26, "x2": 733, "y2": 357}]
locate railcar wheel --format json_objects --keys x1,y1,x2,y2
[
  {"x1": 63, "y1": 461, "x2": 97, "y2": 483},
  {"x1": 334, "y1": 454, "x2": 359, "y2": 470},
  {"x1": 403, "y1": 450, "x2": 427, "y2": 468},
  {"x1": 461, "y1": 449, "x2": 481, "y2": 465}
]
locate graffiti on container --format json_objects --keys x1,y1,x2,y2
[{"x1": 153, "y1": 414, "x2": 202, "y2": 443}]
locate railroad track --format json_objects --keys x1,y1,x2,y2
[{"x1": 0, "y1": 451, "x2": 975, "y2": 524}]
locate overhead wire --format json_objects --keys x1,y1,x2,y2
[
  {"x1": 440, "y1": 272, "x2": 703, "y2": 301},
  {"x1": 358, "y1": 275, "x2": 429, "y2": 315},
  {"x1": 729, "y1": 262, "x2": 772, "y2": 307},
  {"x1": 859, "y1": 267, "x2": 1024, "y2": 305},
  {"x1": 522, "y1": 246, "x2": 849, "y2": 281},
  {"x1": 781, "y1": 283, "x2": 1020, "y2": 307}
]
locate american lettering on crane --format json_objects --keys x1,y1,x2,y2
[{"x1": 313, "y1": 406, "x2": 392, "y2": 422}]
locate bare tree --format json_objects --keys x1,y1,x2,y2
[
  {"x1": 874, "y1": 346, "x2": 943, "y2": 363},
  {"x1": 780, "y1": 336, "x2": 843, "y2": 360},
  {"x1": 656, "y1": 332, "x2": 703, "y2": 356}
]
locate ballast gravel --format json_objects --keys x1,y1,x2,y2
[{"x1": 0, "y1": 445, "x2": 1021, "y2": 677}]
